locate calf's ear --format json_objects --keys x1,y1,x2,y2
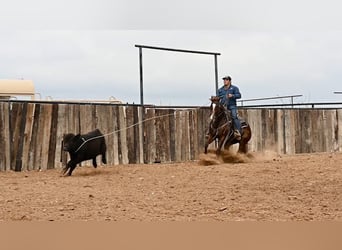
[{"x1": 70, "y1": 134, "x2": 81, "y2": 143}]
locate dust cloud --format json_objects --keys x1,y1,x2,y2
[{"x1": 198, "y1": 149, "x2": 281, "y2": 166}]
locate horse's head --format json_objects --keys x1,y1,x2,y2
[
  {"x1": 210, "y1": 96, "x2": 221, "y2": 104},
  {"x1": 209, "y1": 96, "x2": 224, "y2": 120}
]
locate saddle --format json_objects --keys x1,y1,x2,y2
[{"x1": 225, "y1": 109, "x2": 248, "y2": 129}]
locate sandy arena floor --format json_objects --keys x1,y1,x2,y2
[{"x1": 0, "y1": 151, "x2": 341, "y2": 221}]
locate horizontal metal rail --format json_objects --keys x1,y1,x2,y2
[
  {"x1": 238, "y1": 94, "x2": 303, "y2": 107},
  {"x1": 2, "y1": 99, "x2": 342, "y2": 109},
  {"x1": 134, "y1": 44, "x2": 221, "y2": 56},
  {"x1": 239, "y1": 102, "x2": 342, "y2": 109}
]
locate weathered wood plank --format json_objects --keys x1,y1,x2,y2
[
  {"x1": 111, "y1": 106, "x2": 120, "y2": 165},
  {"x1": 10, "y1": 103, "x2": 21, "y2": 170},
  {"x1": 168, "y1": 109, "x2": 176, "y2": 162},
  {"x1": 247, "y1": 109, "x2": 262, "y2": 152},
  {"x1": 68, "y1": 104, "x2": 80, "y2": 134},
  {"x1": 56, "y1": 104, "x2": 67, "y2": 169},
  {"x1": 155, "y1": 109, "x2": 171, "y2": 163},
  {"x1": 14, "y1": 103, "x2": 28, "y2": 171},
  {"x1": 337, "y1": 109, "x2": 342, "y2": 152},
  {"x1": 0, "y1": 102, "x2": 11, "y2": 171},
  {"x1": 154, "y1": 109, "x2": 162, "y2": 163},
  {"x1": 27, "y1": 104, "x2": 39, "y2": 170},
  {"x1": 126, "y1": 106, "x2": 136, "y2": 164},
  {"x1": 39, "y1": 104, "x2": 53, "y2": 170},
  {"x1": 267, "y1": 109, "x2": 275, "y2": 151},
  {"x1": 138, "y1": 106, "x2": 144, "y2": 164},
  {"x1": 21, "y1": 103, "x2": 35, "y2": 171},
  {"x1": 175, "y1": 110, "x2": 182, "y2": 162},
  {"x1": 143, "y1": 108, "x2": 156, "y2": 164},
  {"x1": 34, "y1": 104, "x2": 44, "y2": 170},
  {"x1": 296, "y1": 109, "x2": 314, "y2": 154},
  {"x1": 276, "y1": 109, "x2": 285, "y2": 154},
  {"x1": 0, "y1": 103, "x2": 5, "y2": 170},
  {"x1": 284, "y1": 109, "x2": 296, "y2": 154},
  {"x1": 324, "y1": 110, "x2": 336, "y2": 152},
  {"x1": 79, "y1": 105, "x2": 96, "y2": 134},
  {"x1": 197, "y1": 107, "x2": 210, "y2": 154},
  {"x1": 181, "y1": 111, "x2": 190, "y2": 161},
  {"x1": 107, "y1": 105, "x2": 117, "y2": 165},
  {"x1": 311, "y1": 109, "x2": 324, "y2": 153},
  {"x1": 189, "y1": 109, "x2": 198, "y2": 160},
  {"x1": 133, "y1": 106, "x2": 141, "y2": 163},
  {"x1": 118, "y1": 106, "x2": 128, "y2": 164},
  {"x1": 294, "y1": 109, "x2": 302, "y2": 154},
  {"x1": 47, "y1": 104, "x2": 59, "y2": 169}
]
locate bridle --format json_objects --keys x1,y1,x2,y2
[{"x1": 210, "y1": 102, "x2": 232, "y2": 129}]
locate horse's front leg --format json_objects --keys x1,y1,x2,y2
[
  {"x1": 216, "y1": 137, "x2": 226, "y2": 156},
  {"x1": 204, "y1": 135, "x2": 215, "y2": 154}
]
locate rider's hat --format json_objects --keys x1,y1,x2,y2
[{"x1": 222, "y1": 76, "x2": 231, "y2": 80}]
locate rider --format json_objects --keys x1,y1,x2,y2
[{"x1": 218, "y1": 75, "x2": 242, "y2": 140}]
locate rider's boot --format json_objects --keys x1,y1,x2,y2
[{"x1": 234, "y1": 129, "x2": 241, "y2": 141}]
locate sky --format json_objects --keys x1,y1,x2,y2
[{"x1": 1, "y1": 0, "x2": 342, "y2": 106}]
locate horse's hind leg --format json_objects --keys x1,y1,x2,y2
[{"x1": 238, "y1": 127, "x2": 251, "y2": 154}]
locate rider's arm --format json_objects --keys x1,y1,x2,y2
[{"x1": 232, "y1": 86, "x2": 241, "y2": 99}]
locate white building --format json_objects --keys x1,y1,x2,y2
[{"x1": 0, "y1": 80, "x2": 35, "y2": 100}]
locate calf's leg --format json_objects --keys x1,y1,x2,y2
[
  {"x1": 101, "y1": 143, "x2": 107, "y2": 164},
  {"x1": 65, "y1": 161, "x2": 77, "y2": 176},
  {"x1": 92, "y1": 158, "x2": 98, "y2": 168}
]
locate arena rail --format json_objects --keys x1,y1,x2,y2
[{"x1": 1, "y1": 100, "x2": 342, "y2": 171}]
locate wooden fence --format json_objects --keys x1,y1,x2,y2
[{"x1": 0, "y1": 101, "x2": 342, "y2": 171}]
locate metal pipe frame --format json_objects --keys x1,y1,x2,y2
[{"x1": 135, "y1": 44, "x2": 221, "y2": 106}]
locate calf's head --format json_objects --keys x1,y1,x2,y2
[{"x1": 63, "y1": 133, "x2": 81, "y2": 152}]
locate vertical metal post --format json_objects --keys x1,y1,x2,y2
[
  {"x1": 139, "y1": 47, "x2": 144, "y2": 106},
  {"x1": 138, "y1": 47, "x2": 145, "y2": 163},
  {"x1": 214, "y1": 54, "x2": 219, "y2": 95}
]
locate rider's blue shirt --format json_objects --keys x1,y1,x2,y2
[{"x1": 218, "y1": 84, "x2": 241, "y2": 108}]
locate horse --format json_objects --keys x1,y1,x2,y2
[{"x1": 204, "y1": 96, "x2": 252, "y2": 156}]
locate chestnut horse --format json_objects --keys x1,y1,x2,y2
[{"x1": 204, "y1": 96, "x2": 252, "y2": 155}]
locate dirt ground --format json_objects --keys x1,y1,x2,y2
[{"x1": 0, "y1": 151, "x2": 341, "y2": 221}]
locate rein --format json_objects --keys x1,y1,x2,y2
[{"x1": 211, "y1": 104, "x2": 231, "y2": 129}]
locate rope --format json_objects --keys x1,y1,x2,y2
[
  {"x1": 73, "y1": 111, "x2": 179, "y2": 153},
  {"x1": 73, "y1": 101, "x2": 212, "y2": 153}
]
